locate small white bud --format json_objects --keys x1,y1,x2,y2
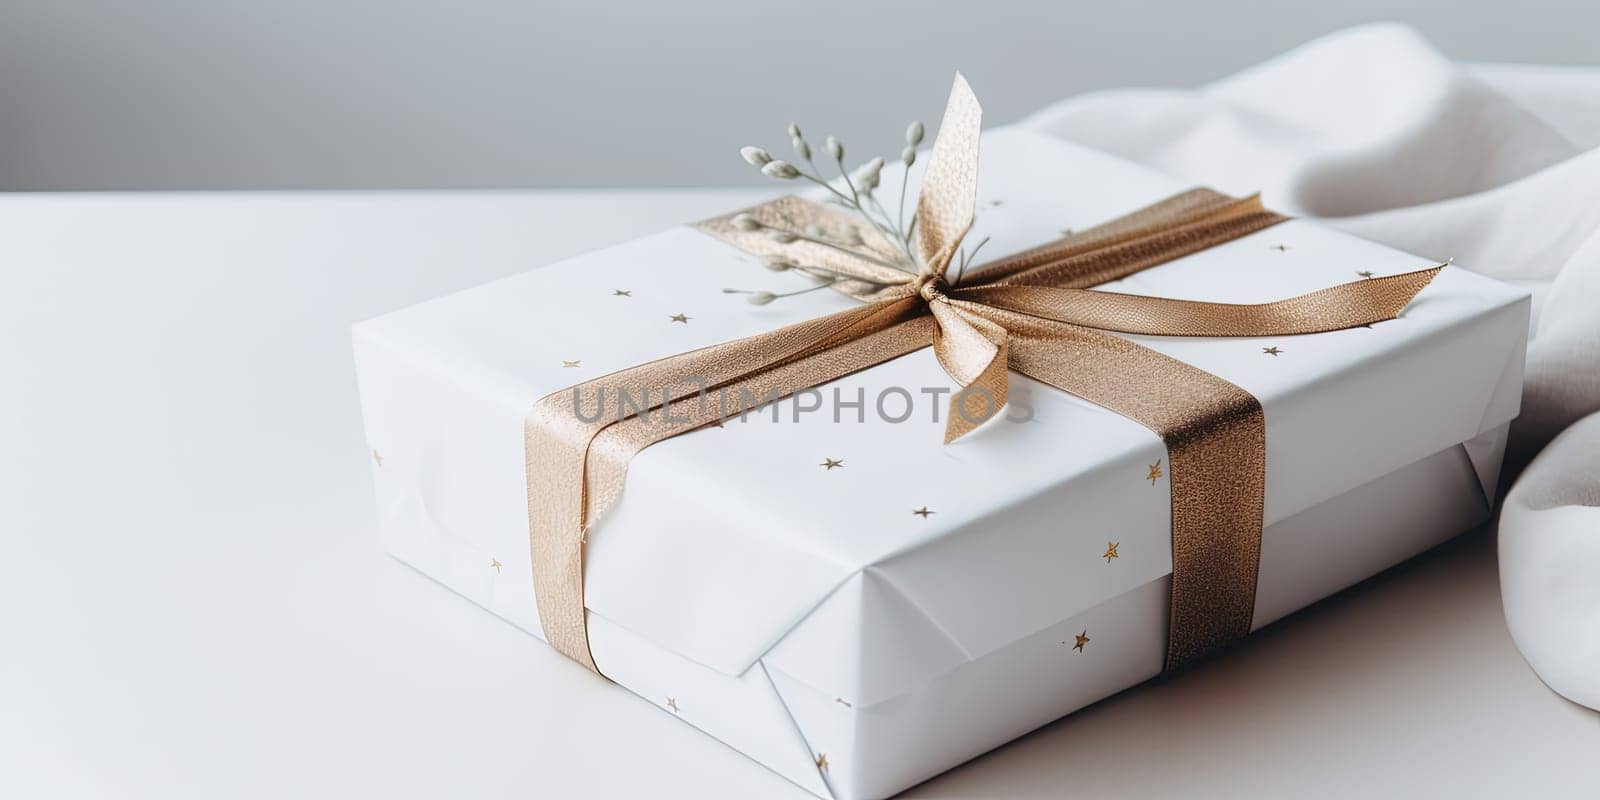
[
  {"x1": 761, "y1": 160, "x2": 801, "y2": 179},
  {"x1": 731, "y1": 213, "x2": 762, "y2": 231},
  {"x1": 825, "y1": 136, "x2": 843, "y2": 161},
  {"x1": 905, "y1": 121, "x2": 924, "y2": 146},
  {"x1": 761, "y1": 254, "x2": 794, "y2": 271},
  {"x1": 901, "y1": 146, "x2": 916, "y2": 167},
  {"x1": 768, "y1": 230, "x2": 799, "y2": 244},
  {"x1": 740, "y1": 146, "x2": 773, "y2": 166},
  {"x1": 747, "y1": 291, "x2": 778, "y2": 306},
  {"x1": 792, "y1": 136, "x2": 811, "y2": 160},
  {"x1": 787, "y1": 123, "x2": 802, "y2": 138},
  {"x1": 855, "y1": 157, "x2": 885, "y2": 191}
]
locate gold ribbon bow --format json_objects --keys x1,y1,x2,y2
[{"x1": 526, "y1": 74, "x2": 1441, "y2": 675}]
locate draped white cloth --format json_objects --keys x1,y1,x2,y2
[{"x1": 1022, "y1": 22, "x2": 1600, "y2": 709}]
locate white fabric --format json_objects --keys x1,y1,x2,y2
[{"x1": 1022, "y1": 22, "x2": 1600, "y2": 709}]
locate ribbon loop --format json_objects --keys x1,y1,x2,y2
[
  {"x1": 953, "y1": 266, "x2": 1445, "y2": 338},
  {"x1": 912, "y1": 73, "x2": 983, "y2": 278}
]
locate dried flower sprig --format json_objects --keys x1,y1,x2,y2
[{"x1": 724, "y1": 119, "x2": 933, "y2": 305}]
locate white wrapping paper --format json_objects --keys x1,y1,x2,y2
[{"x1": 353, "y1": 127, "x2": 1528, "y2": 800}]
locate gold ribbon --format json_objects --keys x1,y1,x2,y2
[{"x1": 525, "y1": 75, "x2": 1441, "y2": 675}]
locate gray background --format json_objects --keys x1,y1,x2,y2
[{"x1": 1, "y1": 0, "x2": 1595, "y2": 190}]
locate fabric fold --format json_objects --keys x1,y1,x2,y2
[{"x1": 1020, "y1": 21, "x2": 1600, "y2": 710}]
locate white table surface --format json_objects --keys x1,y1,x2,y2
[{"x1": 3, "y1": 189, "x2": 1596, "y2": 799}]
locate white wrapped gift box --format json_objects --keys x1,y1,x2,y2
[{"x1": 353, "y1": 128, "x2": 1528, "y2": 800}]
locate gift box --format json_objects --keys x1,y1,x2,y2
[{"x1": 353, "y1": 120, "x2": 1527, "y2": 799}]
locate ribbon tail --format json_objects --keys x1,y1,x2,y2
[
  {"x1": 928, "y1": 298, "x2": 1010, "y2": 443},
  {"x1": 947, "y1": 340, "x2": 1009, "y2": 444},
  {"x1": 956, "y1": 266, "x2": 1445, "y2": 337}
]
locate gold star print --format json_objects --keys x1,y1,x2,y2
[
  {"x1": 1262, "y1": 346, "x2": 1283, "y2": 356},
  {"x1": 490, "y1": 559, "x2": 502, "y2": 574},
  {"x1": 665, "y1": 696, "x2": 679, "y2": 713},
  {"x1": 1270, "y1": 244, "x2": 1289, "y2": 252},
  {"x1": 820, "y1": 458, "x2": 844, "y2": 470},
  {"x1": 815, "y1": 753, "x2": 829, "y2": 772},
  {"x1": 613, "y1": 289, "x2": 632, "y2": 296},
  {"x1": 1103, "y1": 542, "x2": 1119, "y2": 563},
  {"x1": 1073, "y1": 630, "x2": 1090, "y2": 652},
  {"x1": 1356, "y1": 270, "x2": 1375, "y2": 279},
  {"x1": 1146, "y1": 460, "x2": 1162, "y2": 485},
  {"x1": 912, "y1": 506, "x2": 934, "y2": 518},
  {"x1": 562, "y1": 359, "x2": 581, "y2": 368},
  {"x1": 371, "y1": 449, "x2": 384, "y2": 467},
  {"x1": 669, "y1": 313, "x2": 691, "y2": 324}
]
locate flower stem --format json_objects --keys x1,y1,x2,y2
[
  {"x1": 775, "y1": 228, "x2": 915, "y2": 274},
  {"x1": 953, "y1": 235, "x2": 990, "y2": 286},
  {"x1": 896, "y1": 167, "x2": 911, "y2": 240},
  {"x1": 865, "y1": 190, "x2": 920, "y2": 267},
  {"x1": 792, "y1": 170, "x2": 914, "y2": 270}
]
